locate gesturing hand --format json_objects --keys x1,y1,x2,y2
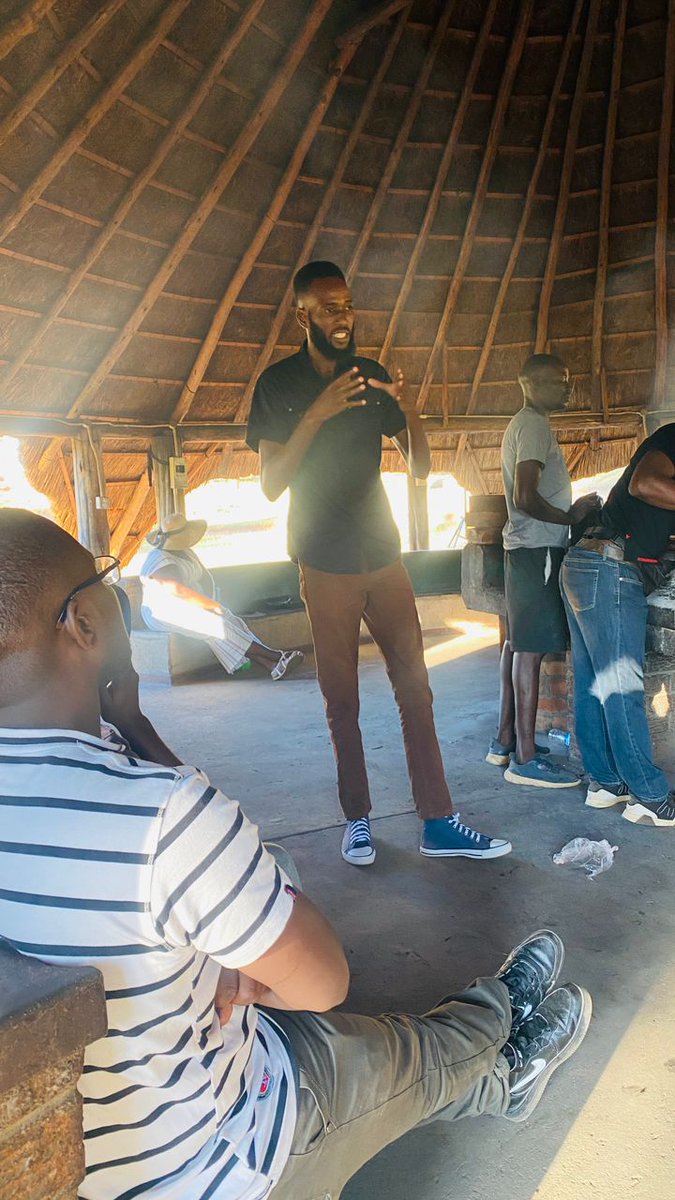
[
  {"x1": 308, "y1": 367, "x2": 367, "y2": 425},
  {"x1": 367, "y1": 368, "x2": 414, "y2": 415}
]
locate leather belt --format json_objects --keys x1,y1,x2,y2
[{"x1": 576, "y1": 536, "x2": 624, "y2": 562}]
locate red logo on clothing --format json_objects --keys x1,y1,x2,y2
[{"x1": 259, "y1": 1068, "x2": 274, "y2": 1100}]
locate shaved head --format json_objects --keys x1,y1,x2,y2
[
  {"x1": 0, "y1": 509, "x2": 92, "y2": 661},
  {"x1": 518, "y1": 354, "x2": 570, "y2": 413}
]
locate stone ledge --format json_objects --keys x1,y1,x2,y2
[{"x1": 0, "y1": 945, "x2": 106, "y2": 1095}]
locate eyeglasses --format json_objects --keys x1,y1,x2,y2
[{"x1": 57, "y1": 556, "x2": 121, "y2": 625}]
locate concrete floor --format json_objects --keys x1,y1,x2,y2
[{"x1": 141, "y1": 619, "x2": 675, "y2": 1200}]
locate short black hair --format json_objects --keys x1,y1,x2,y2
[
  {"x1": 519, "y1": 353, "x2": 566, "y2": 378},
  {"x1": 293, "y1": 261, "x2": 346, "y2": 303},
  {"x1": 0, "y1": 508, "x2": 90, "y2": 659}
]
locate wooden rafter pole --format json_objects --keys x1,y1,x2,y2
[
  {"x1": 57, "y1": 445, "x2": 76, "y2": 513},
  {"x1": 58, "y1": 0, "x2": 336, "y2": 428},
  {"x1": 377, "y1": 0, "x2": 501, "y2": 366},
  {"x1": 1, "y1": 0, "x2": 268, "y2": 396},
  {"x1": 0, "y1": 0, "x2": 192, "y2": 245},
  {"x1": 336, "y1": 0, "x2": 411, "y2": 47},
  {"x1": 232, "y1": 8, "x2": 411, "y2": 423},
  {"x1": 653, "y1": 0, "x2": 675, "y2": 413},
  {"x1": 0, "y1": 0, "x2": 126, "y2": 149},
  {"x1": 591, "y1": 0, "x2": 627, "y2": 423},
  {"x1": 0, "y1": 0, "x2": 54, "y2": 62},
  {"x1": 110, "y1": 477, "x2": 151, "y2": 558},
  {"x1": 346, "y1": 0, "x2": 456, "y2": 280},
  {"x1": 535, "y1": 0, "x2": 603, "y2": 351},
  {"x1": 170, "y1": 40, "x2": 361, "y2": 425},
  {"x1": 455, "y1": 0, "x2": 586, "y2": 470},
  {"x1": 465, "y1": 442, "x2": 488, "y2": 492},
  {"x1": 417, "y1": 0, "x2": 534, "y2": 416},
  {"x1": 566, "y1": 441, "x2": 589, "y2": 477}
]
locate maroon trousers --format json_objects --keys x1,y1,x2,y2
[{"x1": 299, "y1": 559, "x2": 453, "y2": 822}]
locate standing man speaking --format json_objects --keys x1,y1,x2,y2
[{"x1": 247, "y1": 261, "x2": 510, "y2": 867}]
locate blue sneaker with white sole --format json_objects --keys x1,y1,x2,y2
[
  {"x1": 504, "y1": 756, "x2": 579, "y2": 789},
  {"x1": 486, "y1": 737, "x2": 550, "y2": 767},
  {"x1": 420, "y1": 813, "x2": 512, "y2": 860}
]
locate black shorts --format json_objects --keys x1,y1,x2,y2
[{"x1": 504, "y1": 546, "x2": 568, "y2": 653}]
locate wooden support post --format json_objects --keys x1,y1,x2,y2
[
  {"x1": 336, "y1": 0, "x2": 410, "y2": 46},
  {"x1": 653, "y1": 0, "x2": 675, "y2": 417},
  {"x1": 150, "y1": 434, "x2": 185, "y2": 526},
  {"x1": 71, "y1": 432, "x2": 110, "y2": 557},
  {"x1": 0, "y1": 0, "x2": 54, "y2": 62},
  {"x1": 378, "y1": 0, "x2": 501, "y2": 365},
  {"x1": 0, "y1": 0, "x2": 191, "y2": 244},
  {"x1": 0, "y1": 0, "x2": 126, "y2": 149},
  {"x1": 346, "y1": 0, "x2": 456, "y2": 282},
  {"x1": 111, "y1": 476, "x2": 151, "y2": 558},
  {"x1": 592, "y1": 0, "x2": 628, "y2": 421},
  {"x1": 235, "y1": 11, "x2": 407, "y2": 421},
  {"x1": 62, "y1": 0, "x2": 336, "y2": 427},
  {"x1": 535, "y1": 0, "x2": 603, "y2": 352},
  {"x1": 417, "y1": 0, "x2": 534, "y2": 415},
  {"x1": 407, "y1": 474, "x2": 429, "y2": 551},
  {"x1": 2, "y1": 0, "x2": 267, "y2": 397}
]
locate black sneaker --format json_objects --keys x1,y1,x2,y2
[
  {"x1": 623, "y1": 792, "x2": 675, "y2": 827},
  {"x1": 504, "y1": 983, "x2": 592, "y2": 1122},
  {"x1": 496, "y1": 930, "x2": 564, "y2": 1029},
  {"x1": 586, "y1": 780, "x2": 632, "y2": 809}
]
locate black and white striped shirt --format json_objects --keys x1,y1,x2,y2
[{"x1": 0, "y1": 728, "x2": 297, "y2": 1199}]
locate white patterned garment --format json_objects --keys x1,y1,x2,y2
[
  {"x1": 0, "y1": 727, "x2": 297, "y2": 1199},
  {"x1": 140, "y1": 548, "x2": 256, "y2": 674}
]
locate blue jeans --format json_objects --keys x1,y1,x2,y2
[{"x1": 560, "y1": 548, "x2": 669, "y2": 803}]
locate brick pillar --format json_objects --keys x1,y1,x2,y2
[{"x1": 537, "y1": 652, "x2": 575, "y2": 741}]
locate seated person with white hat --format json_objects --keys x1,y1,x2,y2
[{"x1": 140, "y1": 513, "x2": 304, "y2": 681}]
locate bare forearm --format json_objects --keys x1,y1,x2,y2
[
  {"x1": 517, "y1": 493, "x2": 571, "y2": 524},
  {"x1": 261, "y1": 415, "x2": 323, "y2": 501},
  {"x1": 405, "y1": 411, "x2": 431, "y2": 479}
]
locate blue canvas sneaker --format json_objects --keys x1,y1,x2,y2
[
  {"x1": 486, "y1": 737, "x2": 550, "y2": 767},
  {"x1": 504, "y1": 756, "x2": 579, "y2": 789},
  {"x1": 341, "y1": 817, "x2": 376, "y2": 865},
  {"x1": 420, "y1": 813, "x2": 511, "y2": 860}
]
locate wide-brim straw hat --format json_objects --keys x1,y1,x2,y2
[{"x1": 146, "y1": 513, "x2": 207, "y2": 551}]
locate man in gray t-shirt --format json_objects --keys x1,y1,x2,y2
[{"x1": 486, "y1": 355, "x2": 598, "y2": 788}]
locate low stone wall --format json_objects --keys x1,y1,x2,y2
[{"x1": 0, "y1": 946, "x2": 107, "y2": 1200}]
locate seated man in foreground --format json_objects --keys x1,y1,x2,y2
[{"x1": 0, "y1": 508, "x2": 592, "y2": 1200}]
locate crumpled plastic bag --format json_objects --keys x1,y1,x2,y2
[{"x1": 552, "y1": 837, "x2": 618, "y2": 880}]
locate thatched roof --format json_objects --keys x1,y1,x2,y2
[{"x1": 0, "y1": 0, "x2": 672, "y2": 559}]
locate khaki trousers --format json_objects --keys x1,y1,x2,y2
[
  {"x1": 299, "y1": 560, "x2": 453, "y2": 821},
  {"x1": 272, "y1": 978, "x2": 511, "y2": 1200}
]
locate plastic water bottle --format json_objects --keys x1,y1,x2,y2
[{"x1": 548, "y1": 728, "x2": 571, "y2": 755}]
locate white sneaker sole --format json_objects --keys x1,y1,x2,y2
[
  {"x1": 341, "y1": 847, "x2": 376, "y2": 866},
  {"x1": 420, "y1": 841, "x2": 512, "y2": 860},
  {"x1": 585, "y1": 788, "x2": 631, "y2": 809},
  {"x1": 486, "y1": 751, "x2": 510, "y2": 766},
  {"x1": 504, "y1": 767, "x2": 578, "y2": 789},
  {"x1": 623, "y1": 802, "x2": 675, "y2": 827},
  {"x1": 506, "y1": 985, "x2": 593, "y2": 1122}
]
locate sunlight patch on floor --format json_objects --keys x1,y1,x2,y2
[{"x1": 424, "y1": 620, "x2": 499, "y2": 668}]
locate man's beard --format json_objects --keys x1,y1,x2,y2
[{"x1": 308, "y1": 314, "x2": 356, "y2": 365}]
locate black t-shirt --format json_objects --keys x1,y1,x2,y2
[
  {"x1": 601, "y1": 423, "x2": 675, "y2": 561},
  {"x1": 246, "y1": 346, "x2": 406, "y2": 573}
]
